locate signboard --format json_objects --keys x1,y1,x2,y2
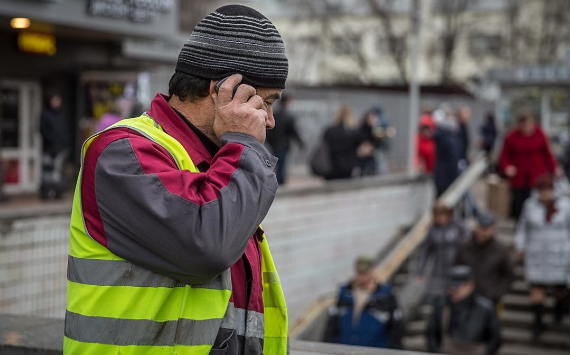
[
  {"x1": 87, "y1": 0, "x2": 174, "y2": 23},
  {"x1": 17, "y1": 32, "x2": 56, "y2": 56}
]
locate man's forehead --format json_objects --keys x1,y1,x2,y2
[{"x1": 256, "y1": 87, "x2": 282, "y2": 100}]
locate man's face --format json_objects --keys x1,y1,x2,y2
[
  {"x1": 448, "y1": 281, "x2": 474, "y2": 303},
  {"x1": 355, "y1": 268, "x2": 374, "y2": 287},
  {"x1": 255, "y1": 87, "x2": 282, "y2": 130},
  {"x1": 434, "y1": 212, "x2": 451, "y2": 226},
  {"x1": 458, "y1": 107, "x2": 471, "y2": 123},
  {"x1": 474, "y1": 225, "x2": 495, "y2": 244}
]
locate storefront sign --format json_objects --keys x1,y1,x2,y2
[
  {"x1": 17, "y1": 32, "x2": 56, "y2": 56},
  {"x1": 87, "y1": 0, "x2": 174, "y2": 23}
]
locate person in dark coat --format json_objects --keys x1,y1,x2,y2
[
  {"x1": 499, "y1": 112, "x2": 558, "y2": 221},
  {"x1": 479, "y1": 113, "x2": 497, "y2": 157},
  {"x1": 433, "y1": 108, "x2": 460, "y2": 197},
  {"x1": 427, "y1": 266, "x2": 502, "y2": 355},
  {"x1": 358, "y1": 110, "x2": 380, "y2": 176},
  {"x1": 455, "y1": 213, "x2": 514, "y2": 306},
  {"x1": 324, "y1": 256, "x2": 403, "y2": 349},
  {"x1": 40, "y1": 92, "x2": 67, "y2": 156},
  {"x1": 39, "y1": 92, "x2": 68, "y2": 200},
  {"x1": 456, "y1": 106, "x2": 471, "y2": 164},
  {"x1": 323, "y1": 104, "x2": 362, "y2": 180},
  {"x1": 417, "y1": 203, "x2": 468, "y2": 299},
  {"x1": 266, "y1": 95, "x2": 305, "y2": 184}
]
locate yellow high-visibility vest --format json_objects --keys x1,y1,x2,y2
[{"x1": 64, "y1": 114, "x2": 288, "y2": 354}]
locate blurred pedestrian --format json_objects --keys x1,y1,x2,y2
[
  {"x1": 94, "y1": 101, "x2": 122, "y2": 133},
  {"x1": 499, "y1": 111, "x2": 558, "y2": 221},
  {"x1": 324, "y1": 256, "x2": 403, "y2": 349},
  {"x1": 266, "y1": 94, "x2": 305, "y2": 184},
  {"x1": 323, "y1": 104, "x2": 362, "y2": 180},
  {"x1": 39, "y1": 91, "x2": 67, "y2": 200},
  {"x1": 433, "y1": 107, "x2": 460, "y2": 197},
  {"x1": 417, "y1": 203, "x2": 468, "y2": 299},
  {"x1": 416, "y1": 110, "x2": 436, "y2": 174},
  {"x1": 416, "y1": 120, "x2": 436, "y2": 174},
  {"x1": 480, "y1": 113, "x2": 497, "y2": 158},
  {"x1": 515, "y1": 175, "x2": 570, "y2": 338},
  {"x1": 427, "y1": 266, "x2": 501, "y2": 355},
  {"x1": 456, "y1": 106, "x2": 471, "y2": 166},
  {"x1": 358, "y1": 109, "x2": 380, "y2": 176},
  {"x1": 455, "y1": 212, "x2": 514, "y2": 307}
]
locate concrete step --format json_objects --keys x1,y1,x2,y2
[
  {"x1": 500, "y1": 310, "x2": 570, "y2": 330},
  {"x1": 500, "y1": 344, "x2": 570, "y2": 355},
  {"x1": 502, "y1": 327, "x2": 570, "y2": 349},
  {"x1": 404, "y1": 335, "x2": 570, "y2": 355},
  {"x1": 406, "y1": 312, "x2": 570, "y2": 337},
  {"x1": 503, "y1": 294, "x2": 556, "y2": 312},
  {"x1": 404, "y1": 326, "x2": 570, "y2": 351}
]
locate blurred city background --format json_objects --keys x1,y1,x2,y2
[{"x1": 1, "y1": 0, "x2": 570, "y2": 354}]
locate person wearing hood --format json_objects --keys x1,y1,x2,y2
[
  {"x1": 516, "y1": 175, "x2": 570, "y2": 338},
  {"x1": 455, "y1": 212, "x2": 514, "y2": 306},
  {"x1": 433, "y1": 107, "x2": 460, "y2": 197}
]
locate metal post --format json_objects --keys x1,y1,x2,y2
[{"x1": 408, "y1": 0, "x2": 422, "y2": 176}]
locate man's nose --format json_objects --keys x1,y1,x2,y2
[{"x1": 266, "y1": 113, "x2": 275, "y2": 130}]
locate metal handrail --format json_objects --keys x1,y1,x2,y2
[
  {"x1": 291, "y1": 156, "x2": 488, "y2": 339},
  {"x1": 376, "y1": 157, "x2": 488, "y2": 283}
]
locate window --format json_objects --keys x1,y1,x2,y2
[
  {"x1": 331, "y1": 36, "x2": 361, "y2": 56},
  {"x1": 377, "y1": 36, "x2": 406, "y2": 56},
  {"x1": 469, "y1": 34, "x2": 502, "y2": 57}
]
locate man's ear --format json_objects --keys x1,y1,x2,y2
[{"x1": 209, "y1": 80, "x2": 218, "y2": 96}]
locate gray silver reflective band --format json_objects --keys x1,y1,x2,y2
[
  {"x1": 221, "y1": 302, "x2": 265, "y2": 340},
  {"x1": 67, "y1": 255, "x2": 231, "y2": 290},
  {"x1": 65, "y1": 311, "x2": 221, "y2": 346}
]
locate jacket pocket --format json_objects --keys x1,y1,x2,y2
[{"x1": 209, "y1": 328, "x2": 235, "y2": 354}]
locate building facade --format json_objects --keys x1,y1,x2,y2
[{"x1": 0, "y1": 0, "x2": 188, "y2": 194}]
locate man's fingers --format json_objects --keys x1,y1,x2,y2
[
  {"x1": 233, "y1": 84, "x2": 256, "y2": 103},
  {"x1": 247, "y1": 95, "x2": 264, "y2": 110},
  {"x1": 216, "y1": 74, "x2": 243, "y2": 106}
]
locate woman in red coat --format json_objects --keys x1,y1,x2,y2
[{"x1": 499, "y1": 113, "x2": 558, "y2": 220}]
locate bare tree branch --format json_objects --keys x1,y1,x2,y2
[
  {"x1": 367, "y1": 0, "x2": 409, "y2": 84},
  {"x1": 435, "y1": 0, "x2": 477, "y2": 84}
]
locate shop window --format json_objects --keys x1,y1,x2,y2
[{"x1": 0, "y1": 89, "x2": 20, "y2": 148}]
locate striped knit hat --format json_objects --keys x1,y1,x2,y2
[{"x1": 176, "y1": 5, "x2": 288, "y2": 89}]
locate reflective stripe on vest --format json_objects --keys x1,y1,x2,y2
[{"x1": 65, "y1": 114, "x2": 288, "y2": 355}]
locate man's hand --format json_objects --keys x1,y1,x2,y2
[
  {"x1": 213, "y1": 74, "x2": 267, "y2": 143},
  {"x1": 505, "y1": 165, "x2": 517, "y2": 178}
]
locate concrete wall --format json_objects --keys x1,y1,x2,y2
[
  {"x1": 263, "y1": 176, "x2": 433, "y2": 324},
  {"x1": 0, "y1": 176, "x2": 433, "y2": 325}
]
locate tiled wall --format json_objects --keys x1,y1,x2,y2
[
  {"x1": 264, "y1": 180, "x2": 433, "y2": 324},
  {"x1": 0, "y1": 216, "x2": 69, "y2": 318},
  {"x1": 0, "y1": 179, "x2": 432, "y2": 324}
]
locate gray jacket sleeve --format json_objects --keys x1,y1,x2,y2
[{"x1": 93, "y1": 132, "x2": 278, "y2": 284}]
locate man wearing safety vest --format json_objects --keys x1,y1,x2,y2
[{"x1": 64, "y1": 5, "x2": 288, "y2": 355}]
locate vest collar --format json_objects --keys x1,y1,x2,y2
[{"x1": 147, "y1": 93, "x2": 212, "y2": 166}]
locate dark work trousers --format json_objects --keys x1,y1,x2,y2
[
  {"x1": 274, "y1": 149, "x2": 288, "y2": 185},
  {"x1": 511, "y1": 187, "x2": 532, "y2": 222}
]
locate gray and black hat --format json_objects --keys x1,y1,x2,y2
[{"x1": 176, "y1": 5, "x2": 288, "y2": 89}]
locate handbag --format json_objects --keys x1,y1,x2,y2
[{"x1": 310, "y1": 141, "x2": 332, "y2": 177}]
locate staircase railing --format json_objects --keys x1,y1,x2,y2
[{"x1": 291, "y1": 156, "x2": 488, "y2": 340}]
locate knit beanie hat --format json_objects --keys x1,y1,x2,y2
[{"x1": 176, "y1": 5, "x2": 288, "y2": 89}]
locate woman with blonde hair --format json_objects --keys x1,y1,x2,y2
[{"x1": 323, "y1": 104, "x2": 362, "y2": 180}]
